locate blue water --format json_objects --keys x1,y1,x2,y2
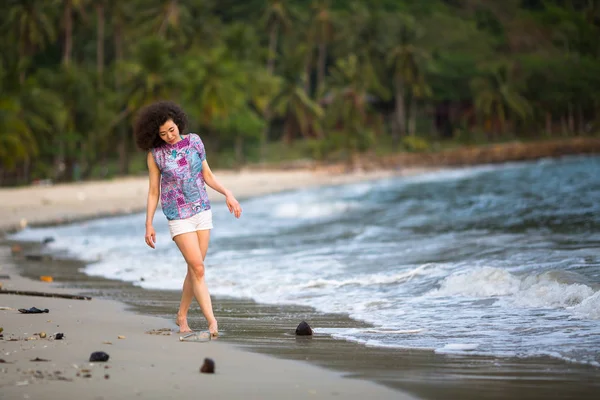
[{"x1": 12, "y1": 156, "x2": 600, "y2": 367}]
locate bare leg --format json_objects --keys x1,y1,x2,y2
[
  {"x1": 174, "y1": 231, "x2": 217, "y2": 335},
  {"x1": 176, "y1": 230, "x2": 210, "y2": 332}
]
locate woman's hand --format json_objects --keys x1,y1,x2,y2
[
  {"x1": 226, "y1": 194, "x2": 242, "y2": 219},
  {"x1": 145, "y1": 225, "x2": 157, "y2": 248}
]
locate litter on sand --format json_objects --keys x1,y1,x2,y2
[{"x1": 179, "y1": 331, "x2": 211, "y2": 342}]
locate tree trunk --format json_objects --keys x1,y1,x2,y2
[
  {"x1": 18, "y1": 42, "x2": 26, "y2": 84},
  {"x1": 262, "y1": 24, "x2": 279, "y2": 162},
  {"x1": 96, "y1": 2, "x2": 105, "y2": 89},
  {"x1": 235, "y1": 135, "x2": 244, "y2": 168},
  {"x1": 561, "y1": 115, "x2": 567, "y2": 136},
  {"x1": 317, "y1": 41, "x2": 326, "y2": 90},
  {"x1": 568, "y1": 102, "x2": 575, "y2": 134},
  {"x1": 303, "y1": 47, "x2": 312, "y2": 95},
  {"x1": 267, "y1": 24, "x2": 279, "y2": 75},
  {"x1": 408, "y1": 97, "x2": 417, "y2": 136},
  {"x1": 577, "y1": 104, "x2": 584, "y2": 134},
  {"x1": 63, "y1": 0, "x2": 72, "y2": 66},
  {"x1": 115, "y1": 20, "x2": 129, "y2": 175},
  {"x1": 545, "y1": 112, "x2": 552, "y2": 136},
  {"x1": 393, "y1": 75, "x2": 406, "y2": 149}
]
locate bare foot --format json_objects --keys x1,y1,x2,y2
[
  {"x1": 208, "y1": 319, "x2": 219, "y2": 337},
  {"x1": 176, "y1": 314, "x2": 192, "y2": 333}
]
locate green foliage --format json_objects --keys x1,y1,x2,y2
[
  {"x1": 401, "y1": 135, "x2": 430, "y2": 152},
  {"x1": 1, "y1": 0, "x2": 599, "y2": 185}
]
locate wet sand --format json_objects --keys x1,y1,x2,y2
[
  {"x1": 0, "y1": 245, "x2": 412, "y2": 399},
  {"x1": 4, "y1": 240, "x2": 600, "y2": 400}
]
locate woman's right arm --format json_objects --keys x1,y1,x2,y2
[{"x1": 145, "y1": 152, "x2": 160, "y2": 249}]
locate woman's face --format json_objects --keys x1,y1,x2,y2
[{"x1": 158, "y1": 119, "x2": 180, "y2": 145}]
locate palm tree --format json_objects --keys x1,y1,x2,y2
[
  {"x1": 308, "y1": 0, "x2": 334, "y2": 92},
  {"x1": 470, "y1": 63, "x2": 532, "y2": 138},
  {"x1": 272, "y1": 80, "x2": 324, "y2": 144},
  {"x1": 386, "y1": 16, "x2": 430, "y2": 143},
  {"x1": 59, "y1": 0, "x2": 88, "y2": 67},
  {"x1": 323, "y1": 54, "x2": 379, "y2": 166},
  {"x1": 0, "y1": 67, "x2": 38, "y2": 181},
  {"x1": 263, "y1": 0, "x2": 291, "y2": 74},
  {"x1": 3, "y1": 0, "x2": 56, "y2": 83},
  {"x1": 260, "y1": 0, "x2": 291, "y2": 162}
]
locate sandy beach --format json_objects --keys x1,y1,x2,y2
[
  {"x1": 0, "y1": 168, "x2": 425, "y2": 399},
  {"x1": 0, "y1": 247, "x2": 412, "y2": 399},
  {"x1": 0, "y1": 168, "x2": 426, "y2": 234}
]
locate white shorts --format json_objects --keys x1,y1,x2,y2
[{"x1": 168, "y1": 209, "x2": 213, "y2": 240}]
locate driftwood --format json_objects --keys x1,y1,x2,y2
[{"x1": 0, "y1": 289, "x2": 92, "y2": 301}]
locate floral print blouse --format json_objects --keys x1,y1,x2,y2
[{"x1": 151, "y1": 133, "x2": 211, "y2": 220}]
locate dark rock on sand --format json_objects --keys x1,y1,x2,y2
[
  {"x1": 295, "y1": 321, "x2": 313, "y2": 336},
  {"x1": 89, "y1": 351, "x2": 110, "y2": 362},
  {"x1": 55, "y1": 333, "x2": 64, "y2": 340},
  {"x1": 43, "y1": 237, "x2": 55, "y2": 244},
  {"x1": 200, "y1": 358, "x2": 215, "y2": 374}
]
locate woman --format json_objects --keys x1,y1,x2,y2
[{"x1": 134, "y1": 101, "x2": 242, "y2": 336}]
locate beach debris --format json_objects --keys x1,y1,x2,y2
[
  {"x1": 89, "y1": 351, "x2": 110, "y2": 362},
  {"x1": 102, "y1": 341, "x2": 113, "y2": 345},
  {"x1": 117, "y1": 335, "x2": 126, "y2": 339},
  {"x1": 0, "y1": 359, "x2": 13, "y2": 363},
  {"x1": 18, "y1": 307, "x2": 49, "y2": 314},
  {"x1": 295, "y1": 321, "x2": 313, "y2": 336},
  {"x1": 145, "y1": 328, "x2": 172, "y2": 336},
  {"x1": 30, "y1": 357, "x2": 50, "y2": 362},
  {"x1": 55, "y1": 333, "x2": 64, "y2": 340},
  {"x1": 40, "y1": 276, "x2": 54, "y2": 283},
  {"x1": 0, "y1": 307, "x2": 17, "y2": 311},
  {"x1": 105, "y1": 374, "x2": 110, "y2": 379},
  {"x1": 42, "y1": 237, "x2": 55, "y2": 244},
  {"x1": 0, "y1": 327, "x2": 3, "y2": 334},
  {"x1": 200, "y1": 358, "x2": 215, "y2": 374},
  {"x1": 179, "y1": 331, "x2": 211, "y2": 342},
  {"x1": 0, "y1": 289, "x2": 91, "y2": 300}
]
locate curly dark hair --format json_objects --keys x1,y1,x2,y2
[{"x1": 133, "y1": 101, "x2": 188, "y2": 151}]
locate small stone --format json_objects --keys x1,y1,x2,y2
[
  {"x1": 54, "y1": 333, "x2": 64, "y2": 340},
  {"x1": 89, "y1": 352, "x2": 109, "y2": 362},
  {"x1": 295, "y1": 321, "x2": 313, "y2": 336},
  {"x1": 104, "y1": 374, "x2": 110, "y2": 379},
  {"x1": 200, "y1": 358, "x2": 215, "y2": 374},
  {"x1": 117, "y1": 335, "x2": 126, "y2": 339},
  {"x1": 39, "y1": 332, "x2": 47, "y2": 338}
]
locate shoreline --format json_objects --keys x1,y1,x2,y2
[
  {"x1": 4, "y1": 234, "x2": 600, "y2": 400},
  {"x1": 3, "y1": 158, "x2": 600, "y2": 399},
  {"x1": 0, "y1": 168, "x2": 430, "y2": 235},
  {"x1": 0, "y1": 245, "x2": 411, "y2": 399}
]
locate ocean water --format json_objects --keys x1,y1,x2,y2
[{"x1": 11, "y1": 156, "x2": 600, "y2": 368}]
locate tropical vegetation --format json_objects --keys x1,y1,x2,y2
[{"x1": 1, "y1": 0, "x2": 599, "y2": 185}]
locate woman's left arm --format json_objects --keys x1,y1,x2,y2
[{"x1": 201, "y1": 160, "x2": 242, "y2": 218}]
